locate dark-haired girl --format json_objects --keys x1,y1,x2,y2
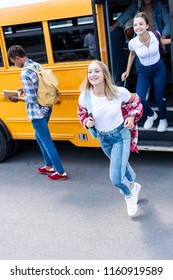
[{"x1": 122, "y1": 13, "x2": 168, "y2": 132}]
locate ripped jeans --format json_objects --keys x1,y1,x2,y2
[{"x1": 97, "y1": 123, "x2": 136, "y2": 196}]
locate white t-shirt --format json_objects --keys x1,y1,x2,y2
[
  {"x1": 78, "y1": 87, "x2": 131, "y2": 132},
  {"x1": 128, "y1": 31, "x2": 160, "y2": 66}
]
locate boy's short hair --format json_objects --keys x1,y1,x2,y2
[{"x1": 7, "y1": 45, "x2": 26, "y2": 59}]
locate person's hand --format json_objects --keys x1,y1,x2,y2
[
  {"x1": 8, "y1": 96, "x2": 19, "y2": 102},
  {"x1": 86, "y1": 116, "x2": 95, "y2": 128},
  {"x1": 110, "y1": 25, "x2": 115, "y2": 32},
  {"x1": 160, "y1": 37, "x2": 171, "y2": 45},
  {"x1": 17, "y1": 88, "x2": 24, "y2": 96},
  {"x1": 121, "y1": 71, "x2": 129, "y2": 81},
  {"x1": 124, "y1": 116, "x2": 135, "y2": 130},
  {"x1": 110, "y1": 20, "x2": 118, "y2": 32},
  {"x1": 160, "y1": 35, "x2": 166, "y2": 39}
]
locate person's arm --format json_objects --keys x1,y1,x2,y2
[
  {"x1": 8, "y1": 95, "x2": 25, "y2": 102},
  {"x1": 121, "y1": 50, "x2": 136, "y2": 81},
  {"x1": 123, "y1": 94, "x2": 136, "y2": 129},
  {"x1": 77, "y1": 103, "x2": 95, "y2": 129},
  {"x1": 121, "y1": 93, "x2": 143, "y2": 153},
  {"x1": 127, "y1": 93, "x2": 136, "y2": 103},
  {"x1": 122, "y1": 93, "x2": 143, "y2": 130},
  {"x1": 83, "y1": 35, "x2": 88, "y2": 48},
  {"x1": 20, "y1": 69, "x2": 38, "y2": 104},
  {"x1": 160, "y1": 2, "x2": 170, "y2": 37},
  {"x1": 110, "y1": 0, "x2": 137, "y2": 31},
  {"x1": 122, "y1": 93, "x2": 143, "y2": 123},
  {"x1": 160, "y1": 38, "x2": 171, "y2": 45},
  {"x1": 8, "y1": 88, "x2": 25, "y2": 102},
  {"x1": 110, "y1": 19, "x2": 119, "y2": 31}
]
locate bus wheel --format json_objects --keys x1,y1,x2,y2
[{"x1": 0, "y1": 129, "x2": 13, "y2": 162}]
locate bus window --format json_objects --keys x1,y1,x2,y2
[
  {"x1": 49, "y1": 16, "x2": 99, "y2": 62},
  {"x1": 0, "y1": 47, "x2": 4, "y2": 67},
  {"x1": 3, "y1": 22, "x2": 48, "y2": 64}
]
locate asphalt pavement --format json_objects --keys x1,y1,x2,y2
[{"x1": 0, "y1": 141, "x2": 173, "y2": 260}]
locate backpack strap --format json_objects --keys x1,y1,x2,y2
[
  {"x1": 24, "y1": 66, "x2": 60, "y2": 97},
  {"x1": 152, "y1": 30, "x2": 167, "y2": 55},
  {"x1": 23, "y1": 66, "x2": 40, "y2": 73},
  {"x1": 85, "y1": 90, "x2": 93, "y2": 116},
  {"x1": 152, "y1": 30, "x2": 161, "y2": 42},
  {"x1": 85, "y1": 90, "x2": 97, "y2": 138}
]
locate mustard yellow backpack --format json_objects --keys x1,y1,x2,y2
[{"x1": 24, "y1": 66, "x2": 60, "y2": 107}]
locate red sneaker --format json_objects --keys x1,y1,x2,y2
[
  {"x1": 37, "y1": 167, "x2": 55, "y2": 175},
  {"x1": 48, "y1": 172, "x2": 68, "y2": 180}
]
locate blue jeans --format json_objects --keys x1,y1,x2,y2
[
  {"x1": 136, "y1": 59, "x2": 166, "y2": 119},
  {"x1": 32, "y1": 108, "x2": 64, "y2": 173},
  {"x1": 97, "y1": 124, "x2": 136, "y2": 196}
]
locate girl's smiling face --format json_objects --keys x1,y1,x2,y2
[
  {"x1": 133, "y1": 16, "x2": 149, "y2": 35},
  {"x1": 88, "y1": 62, "x2": 104, "y2": 86}
]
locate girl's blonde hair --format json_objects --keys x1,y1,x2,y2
[{"x1": 79, "y1": 60, "x2": 118, "y2": 100}]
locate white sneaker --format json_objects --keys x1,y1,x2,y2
[
  {"x1": 157, "y1": 119, "x2": 168, "y2": 132},
  {"x1": 120, "y1": 182, "x2": 141, "y2": 199},
  {"x1": 125, "y1": 194, "x2": 138, "y2": 216},
  {"x1": 143, "y1": 112, "x2": 158, "y2": 129},
  {"x1": 132, "y1": 182, "x2": 141, "y2": 203}
]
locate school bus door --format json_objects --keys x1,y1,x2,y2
[{"x1": 91, "y1": 0, "x2": 129, "y2": 85}]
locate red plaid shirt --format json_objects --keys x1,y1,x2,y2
[{"x1": 78, "y1": 94, "x2": 143, "y2": 153}]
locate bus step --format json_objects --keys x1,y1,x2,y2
[{"x1": 138, "y1": 141, "x2": 173, "y2": 152}]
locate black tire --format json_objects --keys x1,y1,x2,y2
[{"x1": 0, "y1": 129, "x2": 13, "y2": 162}]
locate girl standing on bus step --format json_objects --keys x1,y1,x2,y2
[
  {"x1": 121, "y1": 13, "x2": 168, "y2": 132},
  {"x1": 78, "y1": 60, "x2": 143, "y2": 217}
]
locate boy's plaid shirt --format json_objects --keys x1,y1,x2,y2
[{"x1": 21, "y1": 59, "x2": 50, "y2": 120}]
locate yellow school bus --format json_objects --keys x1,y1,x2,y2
[{"x1": 0, "y1": 0, "x2": 172, "y2": 162}]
